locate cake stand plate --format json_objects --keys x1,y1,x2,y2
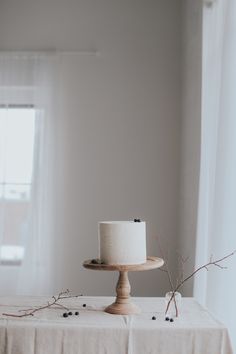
[{"x1": 83, "y1": 256, "x2": 164, "y2": 315}]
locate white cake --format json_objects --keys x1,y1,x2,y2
[{"x1": 99, "y1": 221, "x2": 147, "y2": 265}]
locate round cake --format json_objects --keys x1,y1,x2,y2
[{"x1": 99, "y1": 221, "x2": 147, "y2": 265}]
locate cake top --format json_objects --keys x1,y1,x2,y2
[{"x1": 100, "y1": 220, "x2": 144, "y2": 224}]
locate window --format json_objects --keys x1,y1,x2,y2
[{"x1": 0, "y1": 105, "x2": 36, "y2": 264}]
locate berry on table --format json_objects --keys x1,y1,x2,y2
[
  {"x1": 165, "y1": 317, "x2": 169, "y2": 321},
  {"x1": 68, "y1": 312, "x2": 72, "y2": 316},
  {"x1": 82, "y1": 304, "x2": 86, "y2": 307},
  {"x1": 170, "y1": 318, "x2": 174, "y2": 322},
  {"x1": 75, "y1": 311, "x2": 79, "y2": 316},
  {"x1": 63, "y1": 313, "x2": 68, "y2": 318},
  {"x1": 152, "y1": 316, "x2": 156, "y2": 320}
]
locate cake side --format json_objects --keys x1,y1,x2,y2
[{"x1": 99, "y1": 221, "x2": 147, "y2": 265}]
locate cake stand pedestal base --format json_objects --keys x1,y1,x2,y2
[
  {"x1": 83, "y1": 257, "x2": 164, "y2": 315},
  {"x1": 105, "y1": 271, "x2": 141, "y2": 315}
]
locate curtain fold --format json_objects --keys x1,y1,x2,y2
[
  {"x1": 0, "y1": 53, "x2": 57, "y2": 295},
  {"x1": 194, "y1": 0, "x2": 236, "y2": 350}
]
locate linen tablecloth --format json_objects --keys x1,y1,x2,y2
[{"x1": 0, "y1": 296, "x2": 233, "y2": 354}]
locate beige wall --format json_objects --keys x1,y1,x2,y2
[
  {"x1": 179, "y1": 0, "x2": 202, "y2": 295},
  {"x1": 0, "y1": 0, "x2": 182, "y2": 296}
]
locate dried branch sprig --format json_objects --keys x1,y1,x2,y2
[
  {"x1": 175, "y1": 252, "x2": 189, "y2": 287},
  {"x1": 165, "y1": 250, "x2": 236, "y2": 316},
  {"x1": 2, "y1": 289, "x2": 82, "y2": 318},
  {"x1": 156, "y1": 238, "x2": 178, "y2": 316}
]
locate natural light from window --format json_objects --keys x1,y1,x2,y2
[
  {"x1": 0, "y1": 107, "x2": 35, "y2": 200},
  {"x1": 0, "y1": 106, "x2": 35, "y2": 265}
]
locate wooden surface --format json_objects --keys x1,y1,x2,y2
[
  {"x1": 83, "y1": 256, "x2": 164, "y2": 271},
  {"x1": 104, "y1": 270, "x2": 141, "y2": 315},
  {"x1": 83, "y1": 256, "x2": 164, "y2": 315}
]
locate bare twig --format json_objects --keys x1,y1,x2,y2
[
  {"x1": 2, "y1": 289, "x2": 82, "y2": 318},
  {"x1": 156, "y1": 237, "x2": 178, "y2": 316},
  {"x1": 165, "y1": 250, "x2": 236, "y2": 316},
  {"x1": 176, "y1": 252, "x2": 189, "y2": 287}
]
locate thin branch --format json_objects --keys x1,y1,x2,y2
[
  {"x1": 2, "y1": 290, "x2": 82, "y2": 318},
  {"x1": 158, "y1": 267, "x2": 168, "y2": 273},
  {"x1": 156, "y1": 237, "x2": 178, "y2": 316},
  {"x1": 178, "y1": 250, "x2": 235, "y2": 288},
  {"x1": 52, "y1": 303, "x2": 70, "y2": 311},
  {"x1": 176, "y1": 252, "x2": 189, "y2": 287},
  {"x1": 165, "y1": 250, "x2": 236, "y2": 315}
]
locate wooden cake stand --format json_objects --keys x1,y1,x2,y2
[{"x1": 83, "y1": 256, "x2": 164, "y2": 315}]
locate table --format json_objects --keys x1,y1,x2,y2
[{"x1": 0, "y1": 296, "x2": 233, "y2": 354}]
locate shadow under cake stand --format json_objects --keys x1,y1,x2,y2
[{"x1": 83, "y1": 256, "x2": 164, "y2": 315}]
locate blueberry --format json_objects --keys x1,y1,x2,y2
[
  {"x1": 68, "y1": 312, "x2": 72, "y2": 316},
  {"x1": 134, "y1": 219, "x2": 141, "y2": 222},
  {"x1": 152, "y1": 316, "x2": 156, "y2": 320},
  {"x1": 63, "y1": 313, "x2": 68, "y2": 318},
  {"x1": 75, "y1": 311, "x2": 79, "y2": 316},
  {"x1": 165, "y1": 317, "x2": 169, "y2": 321},
  {"x1": 82, "y1": 304, "x2": 86, "y2": 307},
  {"x1": 170, "y1": 318, "x2": 174, "y2": 322}
]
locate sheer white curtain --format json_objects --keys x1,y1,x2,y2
[
  {"x1": 0, "y1": 53, "x2": 57, "y2": 295},
  {"x1": 194, "y1": 0, "x2": 236, "y2": 350}
]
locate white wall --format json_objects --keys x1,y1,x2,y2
[
  {"x1": 179, "y1": 0, "x2": 202, "y2": 295},
  {"x1": 0, "y1": 0, "x2": 182, "y2": 296}
]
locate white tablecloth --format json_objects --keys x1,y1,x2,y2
[{"x1": 0, "y1": 296, "x2": 233, "y2": 354}]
